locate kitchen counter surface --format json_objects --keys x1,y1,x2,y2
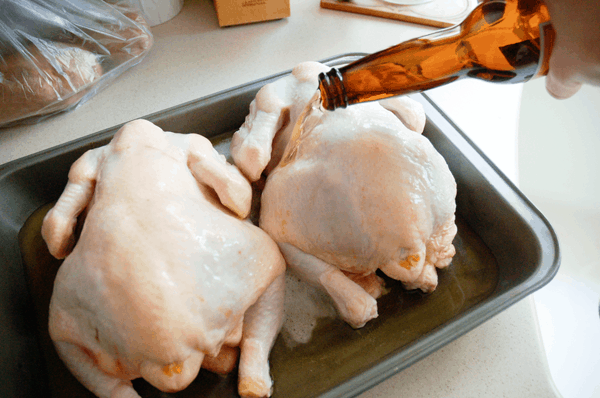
[{"x1": 0, "y1": 0, "x2": 561, "y2": 397}]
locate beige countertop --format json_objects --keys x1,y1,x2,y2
[{"x1": 0, "y1": 0, "x2": 561, "y2": 396}]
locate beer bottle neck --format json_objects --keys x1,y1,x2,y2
[
  {"x1": 319, "y1": 27, "x2": 466, "y2": 111},
  {"x1": 318, "y1": 68, "x2": 348, "y2": 111}
]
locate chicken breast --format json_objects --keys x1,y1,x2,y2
[
  {"x1": 42, "y1": 119, "x2": 285, "y2": 398},
  {"x1": 231, "y1": 62, "x2": 457, "y2": 328}
]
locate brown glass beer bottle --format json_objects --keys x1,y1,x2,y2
[{"x1": 318, "y1": 0, "x2": 555, "y2": 111}]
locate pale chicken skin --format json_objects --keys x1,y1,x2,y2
[
  {"x1": 231, "y1": 62, "x2": 457, "y2": 328},
  {"x1": 42, "y1": 120, "x2": 285, "y2": 398}
]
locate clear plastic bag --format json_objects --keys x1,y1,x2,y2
[{"x1": 0, "y1": 0, "x2": 153, "y2": 127}]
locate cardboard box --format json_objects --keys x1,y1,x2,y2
[{"x1": 213, "y1": 0, "x2": 290, "y2": 27}]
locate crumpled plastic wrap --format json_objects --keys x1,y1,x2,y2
[{"x1": 0, "y1": 0, "x2": 153, "y2": 128}]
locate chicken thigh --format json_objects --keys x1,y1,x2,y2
[
  {"x1": 231, "y1": 62, "x2": 457, "y2": 328},
  {"x1": 42, "y1": 119, "x2": 286, "y2": 398}
]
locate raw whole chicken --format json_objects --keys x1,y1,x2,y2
[
  {"x1": 231, "y1": 62, "x2": 457, "y2": 329},
  {"x1": 42, "y1": 119, "x2": 286, "y2": 398}
]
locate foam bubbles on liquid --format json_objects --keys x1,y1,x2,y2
[{"x1": 281, "y1": 271, "x2": 337, "y2": 347}]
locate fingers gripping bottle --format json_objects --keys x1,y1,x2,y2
[{"x1": 318, "y1": 0, "x2": 555, "y2": 110}]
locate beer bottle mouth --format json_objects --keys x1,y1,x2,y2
[{"x1": 318, "y1": 68, "x2": 348, "y2": 111}]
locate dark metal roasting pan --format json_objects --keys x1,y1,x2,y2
[{"x1": 0, "y1": 54, "x2": 560, "y2": 398}]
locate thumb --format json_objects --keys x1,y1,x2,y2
[{"x1": 545, "y1": 46, "x2": 582, "y2": 99}]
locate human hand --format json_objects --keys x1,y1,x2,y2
[{"x1": 544, "y1": 0, "x2": 600, "y2": 98}]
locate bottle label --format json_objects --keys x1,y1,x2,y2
[{"x1": 533, "y1": 21, "x2": 555, "y2": 78}]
